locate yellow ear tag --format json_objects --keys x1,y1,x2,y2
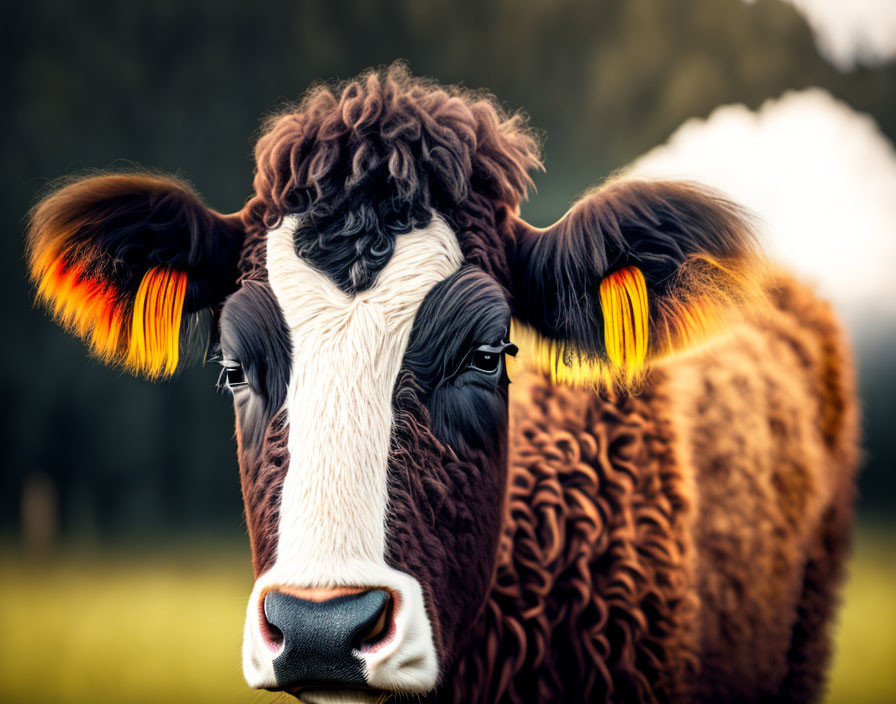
[
  {"x1": 126, "y1": 267, "x2": 188, "y2": 378},
  {"x1": 599, "y1": 266, "x2": 649, "y2": 380}
]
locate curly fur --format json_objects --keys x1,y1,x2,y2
[
  {"x1": 446, "y1": 271, "x2": 858, "y2": 704},
  {"x1": 385, "y1": 372, "x2": 508, "y2": 677},
  {"x1": 239, "y1": 408, "x2": 291, "y2": 577},
  {"x1": 243, "y1": 63, "x2": 540, "y2": 293}
]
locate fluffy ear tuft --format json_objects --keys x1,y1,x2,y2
[
  {"x1": 27, "y1": 172, "x2": 245, "y2": 378},
  {"x1": 508, "y1": 178, "x2": 767, "y2": 389}
]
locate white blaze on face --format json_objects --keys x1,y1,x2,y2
[
  {"x1": 269, "y1": 213, "x2": 463, "y2": 572},
  {"x1": 241, "y1": 213, "x2": 463, "y2": 692}
]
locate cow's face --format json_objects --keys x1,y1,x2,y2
[
  {"x1": 226, "y1": 214, "x2": 514, "y2": 699},
  {"x1": 27, "y1": 66, "x2": 761, "y2": 704}
]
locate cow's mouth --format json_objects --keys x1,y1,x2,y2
[{"x1": 288, "y1": 685, "x2": 389, "y2": 704}]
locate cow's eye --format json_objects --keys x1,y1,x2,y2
[
  {"x1": 216, "y1": 362, "x2": 248, "y2": 392},
  {"x1": 437, "y1": 341, "x2": 518, "y2": 387},
  {"x1": 469, "y1": 349, "x2": 501, "y2": 373},
  {"x1": 464, "y1": 342, "x2": 518, "y2": 376}
]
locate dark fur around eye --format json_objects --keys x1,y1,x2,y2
[
  {"x1": 403, "y1": 266, "x2": 511, "y2": 456},
  {"x1": 219, "y1": 281, "x2": 292, "y2": 450}
]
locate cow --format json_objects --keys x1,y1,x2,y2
[{"x1": 26, "y1": 64, "x2": 858, "y2": 703}]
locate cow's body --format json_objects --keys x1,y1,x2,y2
[
  {"x1": 449, "y1": 272, "x2": 858, "y2": 703},
  {"x1": 26, "y1": 65, "x2": 859, "y2": 703}
]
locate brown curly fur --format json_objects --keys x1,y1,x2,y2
[
  {"x1": 385, "y1": 372, "x2": 509, "y2": 676},
  {"x1": 241, "y1": 63, "x2": 539, "y2": 293},
  {"x1": 245, "y1": 66, "x2": 538, "y2": 225},
  {"x1": 238, "y1": 408, "x2": 290, "y2": 577},
  {"x1": 446, "y1": 271, "x2": 858, "y2": 703},
  {"x1": 235, "y1": 65, "x2": 531, "y2": 293}
]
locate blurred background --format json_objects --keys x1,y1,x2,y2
[{"x1": 1, "y1": 1, "x2": 894, "y2": 702}]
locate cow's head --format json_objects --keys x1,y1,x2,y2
[{"x1": 26, "y1": 66, "x2": 761, "y2": 702}]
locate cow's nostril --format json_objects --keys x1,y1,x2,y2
[
  {"x1": 355, "y1": 592, "x2": 394, "y2": 650},
  {"x1": 260, "y1": 595, "x2": 285, "y2": 652}
]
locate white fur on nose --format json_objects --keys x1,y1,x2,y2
[{"x1": 242, "y1": 213, "x2": 463, "y2": 692}]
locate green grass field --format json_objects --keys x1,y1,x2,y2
[{"x1": 1, "y1": 526, "x2": 894, "y2": 704}]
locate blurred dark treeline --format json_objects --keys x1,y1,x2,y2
[{"x1": 2, "y1": 0, "x2": 894, "y2": 543}]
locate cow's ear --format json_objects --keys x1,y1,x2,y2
[
  {"x1": 27, "y1": 172, "x2": 246, "y2": 379},
  {"x1": 506, "y1": 178, "x2": 766, "y2": 387}
]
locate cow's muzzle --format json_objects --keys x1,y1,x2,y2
[
  {"x1": 260, "y1": 586, "x2": 392, "y2": 688},
  {"x1": 242, "y1": 567, "x2": 439, "y2": 698}
]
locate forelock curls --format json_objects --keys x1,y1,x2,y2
[{"x1": 240, "y1": 63, "x2": 542, "y2": 289}]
